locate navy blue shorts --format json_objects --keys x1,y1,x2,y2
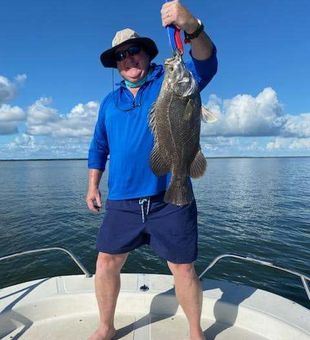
[{"x1": 96, "y1": 192, "x2": 198, "y2": 264}]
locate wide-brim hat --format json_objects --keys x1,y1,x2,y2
[{"x1": 100, "y1": 28, "x2": 158, "y2": 68}]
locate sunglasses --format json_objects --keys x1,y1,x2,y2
[{"x1": 114, "y1": 46, "x2": 142, "y2": 62}]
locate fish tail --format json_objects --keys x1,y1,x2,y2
[{"x1": 164, "y1": 177, "x2": 194, "y2": 206}]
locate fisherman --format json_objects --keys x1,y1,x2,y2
[{"x1": 86, "y1": 1, "x2": 217, "y2": 339}]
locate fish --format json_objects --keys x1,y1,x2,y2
[
  {"x1": 149, "y1": 51, "x2": 207, "y2": 206},
  {"x1": 201, "y1": 105, "x2": 218, "y2": 123}
]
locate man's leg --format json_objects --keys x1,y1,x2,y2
[
  {"x1": 167, "y1": 261, "x2": 205, "y2": 340},
  {"x1": 89, "y1": 252, "x2": 129, "y2": 340}
]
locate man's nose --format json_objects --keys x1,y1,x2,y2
[{"x1": 125, "y1": 53, "x2": 135, "y2": 61}]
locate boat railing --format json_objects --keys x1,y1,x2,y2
[
  {"x1": 0, "y1": 247, "x2": 91, "y2": 278},
  {"x1": 199, "y1": 254, "x2": 310, "y2": 301},
  {"x1": 1, "y1": 249, "x2": 309, "y2": 300}
]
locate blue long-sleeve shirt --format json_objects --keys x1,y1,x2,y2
[{"x1": 88, "y1": 47, "x2": 218, "y2": 200}]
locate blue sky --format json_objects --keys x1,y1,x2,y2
[{"x1": 1, "y1": 0, "x2": 310, "y2": 159}]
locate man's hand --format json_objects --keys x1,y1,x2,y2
[
  {"x1": 161, "y1": 0, "x2": 213, "y2": 60},
  {"x1": 86, "y1": 169, "x2": 103, "y2": 212},
  {"x1": 161, "y1": 0, "x2": 198, "y2": 34},
  {"x1": 86, "y1": 187, "x2": 102, "y2": 212}
]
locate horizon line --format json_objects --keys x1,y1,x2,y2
[{"x1": 1, "y1": 156, "x2": 310, "y2": 162}]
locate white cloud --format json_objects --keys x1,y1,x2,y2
[
  {"x1": 8, "y1": 133, "x2": 35, "y2": 149},
  {"x1": 1, "y1": 76, "x2": 309, "y2": 159},
  {"x1": 0, "y1": 74, "x2": 26, "y2": 104},
  {"x1": 26, "y1": 98, "x2": 99, "y2": 137},
  {"x1": 289, "y1": 138, "x2": 310, "y2": 149},
  {"x1": 4, "y1": 134, "x2": 90, "y2": 159},
  {"x1": 267, "y1": 137, "x2": 310, "y2": 150},
  {"x1": 0, "y1": 104, "x2": 26, "y2": 135},
  {"x1": 283, "y1": 113, "x2": 310, "y2": 138},
  {"x1": 0, "y1": 104, "x2": 25, "y2": 122},
  {"x1": 0, "y1": 74, "x2": 27, "y2": 135},
  {"x1": 15, "y1": 74, "x2": 27, "y2": 84},
  {"x1": 202, "y1": 87, "x2": 310, "y2": 139},
  {"x1": 200, "y1": 135, "x2": 310, "y2": 157},
  {"x1": 202, "y1": 88, "x2": 286, "y2": 137},
  {"x1": 201, "y1": 136, "x2": 239, "y2": 150},
  {"x1": 1, "y1": 134, "x2": 38, "y2": 159},
  {"x1": 0, "y1": 76, "x2": 16, "y2": 104},
  {"x1": 27, "y1": 97, "x2": 59, "y2": 126}
]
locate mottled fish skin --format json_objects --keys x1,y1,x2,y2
[{"x1": 149, "y1": 51, "x2": 207, "y2": 206}]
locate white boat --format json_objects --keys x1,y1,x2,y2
[{"x1": 0, "y1": 247, "x2": 309, "y2": 339}]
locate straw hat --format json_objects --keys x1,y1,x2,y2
[{"x1": 100, "y1": 28, "x2": 158, "y2": 68}]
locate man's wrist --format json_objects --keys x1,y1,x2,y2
[
  {"x1": 89, "y1": 185, "x2": 99, "y2": 190},
  {"x1": 184, "y1": 19, "x2": 204, "y2": 43},
  {"x1": 184, "y1": 18, "x2": 200, "y2": 35}
]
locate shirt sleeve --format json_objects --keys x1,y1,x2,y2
[
  {"x1": 88, "y1": 99, "x2": 110, "y2": 171},
  {"x1": 185, "y1": 43, "x2": 218, "y2": 92}
]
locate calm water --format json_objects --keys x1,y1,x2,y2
[{"x1": 0, "y1": 158, "x2": 309, "y2": 308}]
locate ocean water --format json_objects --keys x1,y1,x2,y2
[{"x1": 0, "y1": 158, "x2": 309, "y2": 308}]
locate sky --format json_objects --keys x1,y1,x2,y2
[{"x1": 1, "y1": 0, "x2": 310, "y2": 159}]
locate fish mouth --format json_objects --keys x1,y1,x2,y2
[
  {"x1": 165, "y1": 50, "x2": 183, "y2": 66},
  {"x1": 165, "y1": 56, "x2": 176, "y2": 66}
]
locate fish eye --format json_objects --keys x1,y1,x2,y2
[{"x1": 169, "y1": 66, "x2": 174, "y2": 72}]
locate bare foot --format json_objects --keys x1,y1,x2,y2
[
  {"x1": 190, "y1": 329, "x2": 205, "y2": 340},
  {"x1": 88, "y1": 326, "x2": 116, "y2": 340}
]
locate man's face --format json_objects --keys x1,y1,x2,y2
[{"x1": 115, "y1": 43, "x2": 150, "y2": 83}]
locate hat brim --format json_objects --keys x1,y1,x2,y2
[{"x1": 100, "y1": 37, "x2": 158, "y2": 68}]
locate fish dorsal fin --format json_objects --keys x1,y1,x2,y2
[
  {"x1": 201, "y1": 105, "x2": 218, "y2": 123},
  {"x1": 150, "y1": 145, "x2": 171, "y2": 176},
  {"x1": 190, "y1": 150, "x2": 207, "y2": 178},
  {"x1": 149, "y1": 102, "x2": 157, "y2": 134}
]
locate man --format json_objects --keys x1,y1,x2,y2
[{"x1": 86, "y1": 1, "x2": 217, "y2": 339}]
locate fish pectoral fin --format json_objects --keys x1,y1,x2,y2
[
  {"x1": 201, "y1": 105, "x2": 218, "y2": 123},
  {"x1": 190, "y1": 150, "x2": 207, "y2": 178},
  {"x1": 182, "y1": 77, "x2": 197, "y2": 97},
  {"x1": 178, "y1": 77, "x2": 190, "y2": 83},
  {"x1": 184, "y1": 99, "x2": 194, "y2": 120},
  {"x1": 150, "y1": 146, "x2": 170, "y2": 176}
]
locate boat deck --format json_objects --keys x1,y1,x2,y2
[
  {"x1": 7, "y1": 313, "x2": 267, "y2": 340},
  {"x1": 1, "y1": 274, "x2": 309, "y2": 340}
]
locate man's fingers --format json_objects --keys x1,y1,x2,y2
[
  {"x1": 87, "y1": 200, "x2": 96, "y2": 211},
  {"x1": 86, "y1": 198, "x2": 101, "y2": 212},
  {"x1": 161, "y1": 1, "x2": 182, "y2": 27},
  {"x1": 95, "y1": 197, "x2": 102, "y2": 209}
]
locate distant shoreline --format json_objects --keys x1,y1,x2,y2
[{"x1": 1, "y1": 156, "x2": 310, "y2": 162}]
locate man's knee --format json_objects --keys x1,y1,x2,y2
[
  {"x1": 96, "y1": 252, "x2": 128, "y2": 274},
  {"x1": 167, "y1": 261, "x2": 196, "y2": 278}
]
